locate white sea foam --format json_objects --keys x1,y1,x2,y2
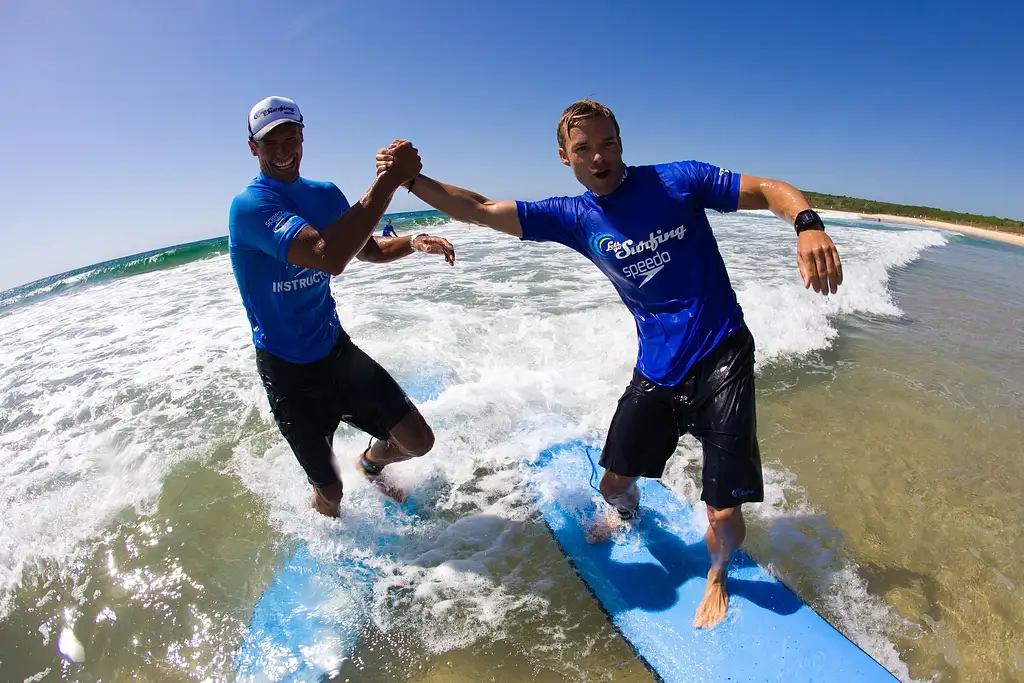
[{"x1": 0, "y1": 212, "x2": 946, "y2": 679}]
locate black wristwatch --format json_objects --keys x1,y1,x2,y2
[{"x1": 794, "y1": 209, "x2": 825, "y2": 234}]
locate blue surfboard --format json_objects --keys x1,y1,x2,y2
[
  {"x1": 527, "y1": 440, "x2": 898, "y2": 683},
  {"x1": 233, "y1": 365, "x2": 453, "y2": 682},
  {"x1": 233, "y1": 541, "x2": 371, "y2": 681},
  {"x1": 233, "y1": 497, "x2": 420, "y2": 682}
]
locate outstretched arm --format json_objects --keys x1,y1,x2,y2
[
  {"x1": 738, "y1": 175, "x2": 815, "y2": 223},
  {"x1": 377, "y1": 149, "x2": 523, "y2": 238},
  {"x1": 737, "y1": 175, "x2": 843, "y2": 295},
  {"x1": 285, "y1": 140, "x2": 421, "y2": 275},
  {"x1": 409, "y1": 175, "x2": 522, "y2": 238}
]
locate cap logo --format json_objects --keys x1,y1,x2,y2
[{"x1": 253, "y1": 105, "x2": 297, "y2": 120}]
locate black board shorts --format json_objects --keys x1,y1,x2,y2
[
  {"x1": 599, "y1": 324, "x2": 765, "y2": 510},
  {"x1": 255, "y1": 330, "x2": 417, "y2": 488}
]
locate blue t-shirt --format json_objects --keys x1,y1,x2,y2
[
  {"x1": 228, "y1": 173, "x2": 350, "y2": 364},
  {"x1": 517, "y1": 161, "x2": 744, "y2": 385},
  {"x1": 382, "y1": 224, "x2": 397, "y2": 237}
]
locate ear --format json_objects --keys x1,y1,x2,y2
[
  {"x1": 248, "y1": 139, "x2": 258, "y2": 157},
  {"x1": 558, "y1": 146, "x2": 570, "y2": 168}
]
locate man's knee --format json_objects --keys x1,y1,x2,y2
[
  {"x1": 406, "y1": 427, "x2": 435, "y2": 457},
  {"x1": 397, "y1": 422, "x2": 435, "y2": 457},
  {"x1": 388, "y1": 409, "x2": 435, "y2": 457},
  {"x1": 706, "y1": 504, "x2": 743, "y2": 530}
]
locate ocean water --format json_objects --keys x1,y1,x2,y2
[{"x1": 0, "y1": 209, "x2": 1020, "y2": 682}]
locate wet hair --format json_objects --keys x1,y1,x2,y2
[{"x1": 557, "y1": 99, "x2": 620, "y2": 151}]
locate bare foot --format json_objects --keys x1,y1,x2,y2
[
  {"x1": 369, "y1": 476, "x2": 408, "y2": 503},
  {"x1": 357, "y1": 451, "x2": 408, "y2": 503},
  {"x1": 692, "y1": 574, "x2": 729, "y2": 628},
  {"x1": 585, "y1": 512, "x2": 627, "y2": 544}
]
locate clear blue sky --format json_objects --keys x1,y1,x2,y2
[{"x1": 2, "y1": 0, "x2": 1021, "y2": 290}]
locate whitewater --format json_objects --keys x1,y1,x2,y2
[{"x1": 0, "y1": 210, "x2": 950, "y2": 681}]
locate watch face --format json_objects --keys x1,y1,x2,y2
[{"x1": 796, "y1": 211, "x2": 823, "y2": 232}]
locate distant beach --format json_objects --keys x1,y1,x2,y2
[{"x1": 818, "y1": 209, "x2": 1024, "y2": 247}]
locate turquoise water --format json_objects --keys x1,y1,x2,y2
[
  {"x1": 0, "y1": 210, "x2": 1021, "y2": 682},
  {"x1": 0, "y1": 211, "x2": 443, "y2": 311}
]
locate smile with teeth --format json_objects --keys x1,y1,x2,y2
[{"x1": 273, "y1": 158, "x2": 296, "y2": 170}]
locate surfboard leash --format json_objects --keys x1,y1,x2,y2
[{"x1": 585, "y1": 446, "x2": 602, "y2": 495}]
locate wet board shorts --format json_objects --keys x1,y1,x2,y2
[
  {"x1": 599, "y1": 324, "x2": 765, "y2": 510},
  {"x1": 255, "y1": 330, "x2": 417, "y2": 488}
]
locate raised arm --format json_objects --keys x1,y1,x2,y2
[
  {"x1": 410, "y1": 174, "x2": 522, "y2": 238},
  {"x1": 737, "y1": 174, "x2": 843, "y2": 295},
  {"x1": 286, "y1": 140, "x2": 421, "y2": 275},
  {"x1": 376, "y1": 147, "x2": 523, "y2": 238}
]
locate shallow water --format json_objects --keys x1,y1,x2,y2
[{"x1": 0, "y1": 212, "x2": 1020, "y2": 682}]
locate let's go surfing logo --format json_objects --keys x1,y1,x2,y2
[
  {"x1": 589, "y1": 233, "x2": 622, "y2": 256},
  {"x1": 588, "y1": 225, "x2": 687, "y2": 287},
  {"x1": 589, "y1": 225, "x2": 686, "y2": 261}
]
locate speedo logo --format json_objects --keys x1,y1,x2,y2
[
  {"x1": 623, "y1": 251, "x2": 672, "y2": 288},
  {"x1": 265, "y1": 210, "x2": 286, "y2": 227},
  {"x1": 591, "y1": 225, "x2": 686, "y2": 260}
]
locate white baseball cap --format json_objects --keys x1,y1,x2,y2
[{"x1": 248, "y1": 96, "x2": 303, "y2": 141}]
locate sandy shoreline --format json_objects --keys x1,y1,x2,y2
[{"x1": 816, "y1": 209, "x2": 1024, "y2": 247}]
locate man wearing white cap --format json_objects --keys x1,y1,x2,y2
[{"x1": 229, "y1": 96, "x2": 456, "y2": 517}]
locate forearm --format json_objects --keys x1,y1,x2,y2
[
  {"x1": 318, "y1": 174, "x2": 402, "y2": 271},
  {"x1": 739, "y1": 177, "x2": 812, "y2": 225},
  {"x1": 409, "y1": 174, "x2": 493, "y2": 224},
  {"x1": 367, "y1": 235, "x2": 417, "y2": 263}
]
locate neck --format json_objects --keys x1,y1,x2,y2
[{"x1": 261, "y1": 171, "x2": 299, "y2": 184}]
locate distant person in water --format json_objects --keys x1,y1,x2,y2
[
  {"x1": 378, "y1": 98, "x2": 843, "y2": 629},
  {"x1": 382, "y1": 218, "x2": 398, "y2": 237},
  {"x1": 228, "y1": 96, "x2": 456, "y2": 517}
]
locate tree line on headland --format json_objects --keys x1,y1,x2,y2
[{"x1": 804, "y1": 191, "x2": 1024, "y2": 236}]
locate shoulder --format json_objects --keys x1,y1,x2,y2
[
  {"x1": 518, "y1": 193, "x2": 587, "y2": 216},
  {"x1": 301, "y1": 177, "x2": 345, "y2": 198},
  {"x1": 652, "y1": 160, "x2": 727, "y2": 190},
  {"x1": 302, "y1": 178, "x2": 349, "y2": 210},
  {"x1": 230, "y1": 181, "x2": 274, "y2": 220},
  {"x1": 653, "y1": 160, "x2": 701, "y2": 181},
  {"x1": 516, "y1": 194, "x2": 589, "y2": 234},
  {"x1": 515, "y1": 193, "x2": 590, "y2": 244},
  {"x1": 228, "y1": 180, "x2": 289, "y2": 240},
  {"x1": 300, "y1": 177, "x2": 339, "y2": 193}
]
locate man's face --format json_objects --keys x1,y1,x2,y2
[
  {"x1": 558, "y1": 116, "x2": 624, "y2": 195},
  {"x1": 249, "y1": 123, "x2": 303, "y2": 183}
]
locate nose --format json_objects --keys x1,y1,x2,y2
[{"x1": 593, "y1": 151, "x2": 604, "y2": 164}]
